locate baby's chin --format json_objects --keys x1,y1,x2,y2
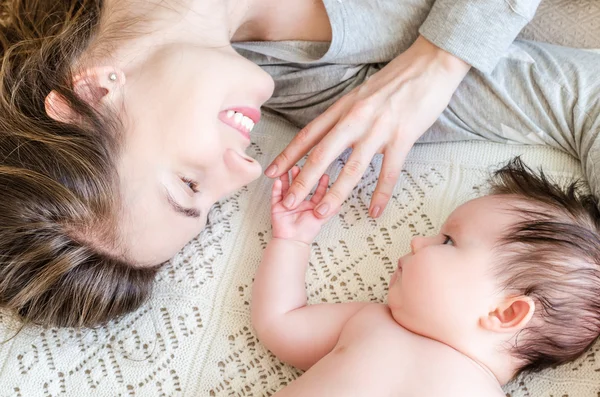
[
  {"x1": 388, "y1": 305, "x2": 408, "y2": 330},
  {"x1": 388, "y1": 267, "x2": 401, "y2": 288},
  {"x1": 386, "y1": 277, "x2": 403, "y2": 315}
]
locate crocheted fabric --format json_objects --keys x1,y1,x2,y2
[{"x1": 0, "y1": 111, "x2": 598, "y2": 396}]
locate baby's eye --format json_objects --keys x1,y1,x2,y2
[
  {"x1": 181, "y1": 177, "x2": 199, "y2": 193},
  {"x1": 443, "y1": 235, "x2": 454, "y2": 245}
]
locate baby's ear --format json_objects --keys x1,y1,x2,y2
[{"x1": 479, "y1": 296, "x2": 535, "y2": 333}]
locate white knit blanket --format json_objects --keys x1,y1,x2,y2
[{"x1": 0, "y1": 111, "x2": 597, "y2": 396}]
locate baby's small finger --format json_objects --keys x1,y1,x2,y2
[
  {"x1": 291, "y1": 165, "x2": 301, "y2": 180},
  {"x1": 271, "y1": 179, "x2": 283, "y2": 206},
  {"x1": 310, "y1": 175, "x2": 330, "y2": 204},
  {"x1": 280, "y1": 171, "x2": 291, "y2": 195}
]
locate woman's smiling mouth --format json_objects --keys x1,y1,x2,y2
[{"x1": 219, "y1": 107, "x2": 261, "y2": 140}]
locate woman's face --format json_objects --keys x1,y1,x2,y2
[{"x1": 116, "y1": 43, "x2": 274, "y2": 266}]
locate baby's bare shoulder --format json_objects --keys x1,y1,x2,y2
[
  {"x1": 330, "y1": 305, "x2": 505, "y2": 396},
  {"x1": 343, "y1": 303, "x2": 397, "y2": 328},
  {"x1": 275, "y1": 304, "x2": 504, "y2": 396},
  {"x1": 276, "y1": 330, "x2": 504, "y2": 397},
  {"x1": 415, "y1": 354, "x2": 505, "y2": 396},
  {"x1": 337, "y1": 303, "x2": 401, "y2": 340}
]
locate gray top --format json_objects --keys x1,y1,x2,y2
[
  {"x1": 419, "y1": 0, "x2": 541, "y2": 72},
  {"x1": 234, "y1": 0, "x2": 542, "y2": 128},
  {"x1": 234, "y1": 1, "x2": 600, "y2": 203}
]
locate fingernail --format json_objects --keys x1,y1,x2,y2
[
  {"x1": 316, "y1": 203, "x2": 330, "y2": 216},
  {"x1": 265, "y1": 164, "x2": 278, "y2": 177},
  {"x1": 283, "y1": 194, "x2": 295, "y2": 208},
  {"x1": 371, "y1": 206, "x2": 381, "y2": 218}
]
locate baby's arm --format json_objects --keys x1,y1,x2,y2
[{"x1": 252, "y1": 167, "x2": 369, "y2": 370}]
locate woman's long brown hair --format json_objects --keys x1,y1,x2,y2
[{"x1": 0, "y1": 0, "x2": 159, "y2": 328}]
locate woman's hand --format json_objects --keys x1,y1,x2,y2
[
  {"x1": 265, "y1": 36, "x2": 471, "y2": 218},
  {"x1": 271, "y1": 166, "x2": 333, "y2": 246}
]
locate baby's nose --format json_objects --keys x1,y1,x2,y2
[{"x1": 410, "y1": 236, "x2": 428, "y2": 254}]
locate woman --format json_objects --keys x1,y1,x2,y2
[{"x1": 1, "y1": 0, "x2": 597, "y2": 327}]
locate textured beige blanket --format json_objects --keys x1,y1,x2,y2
[
  {"x1": 0, "y1": 111, "x2": 598, "y2": 396},
  {"x1": 2, "y1": 0, "x2": 600, "y2": 394}
]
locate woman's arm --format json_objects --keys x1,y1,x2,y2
[
  {"x1": 266, "y1": 0, "x2": 544, "y2": 220},
  {"x1": 419, "y1": 0, "x2": 542, "y2": 73}
]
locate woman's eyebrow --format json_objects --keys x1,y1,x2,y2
[{"x1": 164, "y1": 190, "x2": 202, "y2": 218}]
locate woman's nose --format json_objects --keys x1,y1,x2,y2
[
  {"x1": 251, "y1": 64, "x2": 275, "y2": 104},
  {"x1": 410, "y1": 236, "x2": 429, "y2": 254}
]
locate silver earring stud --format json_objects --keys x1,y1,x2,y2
[{"x1": 108, "y1": 72, "x2": 117, "y2": 82}]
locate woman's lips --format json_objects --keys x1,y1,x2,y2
[
  {"x1": 219, "y1": 112, "x2": 250, "y2": 140},
  {"x1": 228, "y1": 106, "x2": 261, "y2": 124},
  {"x1": 397, "y1": 259, "x2": 403, "y2": 271},
  {"x1": 218, "y1": 107, "x2": 261, "y2": 141}
]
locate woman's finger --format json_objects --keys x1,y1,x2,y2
[
  {"x1": 265, "y1": 98, "x2": 350, "y2": 179},
  {"x1": 312, "y1": 137, "x2": 381, "y2": 218},
  {"x1": 282, "y1": 123, "x2": 363, "y2": 210},
  {"x1": 282, "y1": 100, "x2": 380, "y2": 210},
  {"x1": 310, "y1": 174, "x2": 330, "y2": 204},
  {"x1": 369, "y1": 141, "x2": 409, "y2": 218}
]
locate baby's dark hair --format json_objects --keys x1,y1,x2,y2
[{"x1": 488, "y1": 157, "x2": 600, "y2": 375}]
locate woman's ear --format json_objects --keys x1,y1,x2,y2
[
  {"x1": 479, "y1": 296, "x2": 535, "y2": 333},
  {"x1": 45, "y1": 66, "x2": 126, "y2": 123}
]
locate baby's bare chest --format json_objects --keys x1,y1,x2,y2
[{"x1": 276, "y1": 305, "x2": 504, "y2": 397}]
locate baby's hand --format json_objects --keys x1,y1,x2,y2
[{"x1": 271, "y1": 166, "x2": 333, "y2": 245}]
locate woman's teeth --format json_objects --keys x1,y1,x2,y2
[{"x1": 226, "y1": 110, "x2": 255, "y2": 132}]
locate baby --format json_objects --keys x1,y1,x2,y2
[{"x1": 251, "y1": 158, "x2": 600, "y2": 396}]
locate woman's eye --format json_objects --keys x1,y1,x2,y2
[
  {"x1": 443, "y1": 235, "x2": 454, "y2": 245},
  {"x1": 181, "y1": 177, "x2": 199, "y2": 193}
]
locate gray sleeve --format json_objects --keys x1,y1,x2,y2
[
  {"x1": 419, "y1": 0, "x2": 542, "y2": 73},
  {"x1": 419, "y1": 41, "x2": 600, "y2": 202}
]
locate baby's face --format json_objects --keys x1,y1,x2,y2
[{"x1": 387, "y1": 195, "x2": 519, "y2": 345}]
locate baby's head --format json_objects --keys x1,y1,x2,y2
[{"x1": 387, "y1": 157, "x2": 600, "y2": 380}]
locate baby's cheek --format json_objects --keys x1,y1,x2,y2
[
  {"x1": 400, "y1": 277, "x2": 435, "y2": 323},
  {"x1": 408, "y1": 265, "x2": 441, "y2": 300},
  {"x1": 390, "y1": 265, "x2": 444, "y2": 329},
  {"x1": 408, "y1": 268, "x2": 457, "y2": 327}
]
